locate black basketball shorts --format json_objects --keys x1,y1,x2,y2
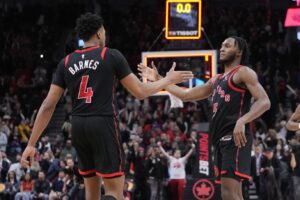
[
  {"x1": 213, "y1": 133, "x2": 253, "y2": 184},
  {"x1": 72, "y1": 115, "x2": 124, "y2": 178}
]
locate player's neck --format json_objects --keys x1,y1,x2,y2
[
  {"x1": 83, "y1": 40, "x2": 100, "y2": 48},
  {"x1": 224, "y1": 60, "x2": 241, "y2": 73}
]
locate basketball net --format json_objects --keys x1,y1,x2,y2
[{"x1": 169, "y1": 93, "x2": 184, "y2": 108}]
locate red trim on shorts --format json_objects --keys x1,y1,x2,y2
[
  {"x1": 112, "y1": 76, "x2": 123, "y2": 171},
  {"x1": 221, "y1": 170, "x2": 227, "y2": 175},
  {"x1": 228, "y1": 67, "x2": 247, "y2": 93},
  {"x1": 235, "y1": 171, "x2": 251, "y2": 179},
  {"x1": 75, "y1": 46, "x2": 99, "y2": 53},
  {"x1": 101, "y1": 47, "x2": 107, "y2": 60},
  {"x1": 96, "y1": 171, "x2": 124, "y2": 178},
  {"x1": 64, "y1": 55, "x2": 70, "y2": 67},
  {"x1": 215, "y1": 180, "x2": 221, "y2": 184},
  {"x1": 78, "y1": 169, "x2": 96, "y2": 175}
]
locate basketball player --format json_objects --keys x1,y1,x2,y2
[
  {"x1": 158, "y1": 141, "x2": 195, "y2": 200},
  {"x1": 20, "y1": 13, "x2": 193, "y2": 200},
  {"x1": 138, "y1": 36, "x2": 271, "y2": 200}
]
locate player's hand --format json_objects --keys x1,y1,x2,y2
[
  {"x1": 233, "y1": 119, "x2": 247, "y2": 148},
  {"x1": 157, "y1": 141, "x2": 162, "y2": 147},
  {"x1": 137, "y1": 62, "x2": 160, "y2": 81},
  {"x1": 21, "y1": 145, "x2": 36, "y2": 168},
  {"x1": 191, "y1": 143, "x2": 196, "y2": 149},
  {"x1": 166, "y1": 62, "x2": 194, "y2": 84}
]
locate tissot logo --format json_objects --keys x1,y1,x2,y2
[{"x1": 192, "y1": 179, "x2": 215, "y2": 200}]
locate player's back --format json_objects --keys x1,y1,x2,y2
[{"x1": 52, "y1": 46, "x2": 132, "y2": 116}]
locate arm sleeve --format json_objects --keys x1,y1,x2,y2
[
  {"x1": 52, "y1": 59, "x2": 66, "y2": 89},
  {"x1": 110, "y1": 49, "x2": 132, "y2": 80}
]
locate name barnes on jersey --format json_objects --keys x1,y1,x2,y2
[{"x1": 68, "y1": 59, "x2": 99, "y2": 75}]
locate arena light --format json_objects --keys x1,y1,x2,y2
[{"x1": 284, "y1": 8, "x2": 300, "y2": 27}]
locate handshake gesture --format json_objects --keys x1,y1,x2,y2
[{"x1": 138, "y1": 61, "x2": 193, "y2": 84}]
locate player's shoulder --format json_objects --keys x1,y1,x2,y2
[
  {"x1": 208, "y1": 74, "x2": 221, "y2": 86},
  {"x1": 236, "y1": 65, "x2": 257, "y2": 76},
  {"x1": 105, "y1": 48, "x2": 123, "y2": 56}
]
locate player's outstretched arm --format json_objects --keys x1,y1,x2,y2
[
  {"x1": 233, "y1": 67, "x2": 271, "y2": 148},
  {"x1": 286, "y1": 105, "x2": 300, "y2": 131},
  {"x1": 21, "y1": 84, "x2": 64, "y2": 168},
  {"x1": 138, "y1": 62, "x2": 214, "y2": 101},
  {"x1": 121, "y1": 64, "x2": 193, "y2": 100}
]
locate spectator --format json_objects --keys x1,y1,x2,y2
[
  {"x1": 158, "y1": 141, "x2": 195, "y2": 200},
  {"x1": 260, "y1": 148, "x2": 282, "y2": 200},
  {"x1": 2, "y1": 171, "x2": 19, "y2": 200},
  {"x1": 0, "y1": 128, "x2": 8, "y2": 151},
  {"x1": 61, "y1": 115, "x2": 72, "y2": 142},
  {"x1": 251, "y1": 145, "x2": 263, "y2": 197},
  {"x1": 15, "y1": 172, "x2": 35, "y2": 200},
  {"x1": 39, "y1": 151, "x2": 53, "y2": 173},
  {"x1": 146, "y1": 146, "x2": 167, "y2": 200},
  {"x1": 9, "y1": 153, "x2": 24, "y2": 181},
  {"x1": 0, "y1": 151, "x2": 10, "y2": 183},
  {"x1": 18, "y1": 119, "x2": 31, "y2": 150},
  {"x1": 131, "y1": 146, "x2": 150, "y2": 200},
  {"x1": 31, "y1": 171, "x2": 51, "y2": 200},
  {"x1": 37, "y1": 136, "x2": 52, "y2": 154},
  {"x1": 59, "y1": 139, "x2": 76, "y2": 161},
  {"x1": 49, "y1": 170, "x2": 65, "y2": 200}
]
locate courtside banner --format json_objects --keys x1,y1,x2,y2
[
  {"x1": 193, "y1": 132, "x2": 214, "y2": 178},
  {"x1": 184, "y1": 178, "x2": 220, "y2": 200},
  {"x1": 183, "y1": 132, "x2": 221, "y2": 200}
]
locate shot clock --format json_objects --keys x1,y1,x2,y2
[{"x1": 165, "y1": 0, "x2": 202, "y2": 40}]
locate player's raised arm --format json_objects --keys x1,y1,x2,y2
[
  {"x1": 138, "y1": 62, "x2": 214, "y2": 101},
  {"x1": 286, "y1": 105, "x2": 300, "y2": 131}
]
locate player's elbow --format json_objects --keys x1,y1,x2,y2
[
  {"x1": 132, "y1": 88, "x2": 147, "y2": 100},
  {"x1": 179, "y1": 91, "x2": 190, "y2": 102},
  {"x1": 41, "y1": 99, "x2": 56, "y2": 111},
  {"x1": 286, "y1": 122, "x2": 293, "y2": 131},
  {"x1": 135, "y1": 93, "x2": 146, "y2": 100},
  {"x1": 263, "y1": 98, "x2": 271, "y2": 111}
]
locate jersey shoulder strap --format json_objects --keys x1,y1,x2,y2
[{"x1": 101, "y1": 47, "x2": 108, "y2": 60}]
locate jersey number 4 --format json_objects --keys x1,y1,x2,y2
[{"x1": 78, "y1": 75, "x2": 93, "y2": 103}]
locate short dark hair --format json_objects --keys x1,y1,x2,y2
[
  {"x1": 229, "y1": 36, "x2": 250, "y2": 66},
  {"x1": 75, "y1": 13, "x2": 104, "y2": 41}
]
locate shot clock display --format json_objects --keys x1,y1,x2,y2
[
  {"x1": 165, "y1": 0, "x2": 202, "y2": 40},
  {"x1": 141, "y1": 50, "x2": 217, "y2": 96}
]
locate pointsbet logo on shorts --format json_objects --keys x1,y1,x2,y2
[{"x1": 192, "y1": 179, "x2": 215, "y2": 200}]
